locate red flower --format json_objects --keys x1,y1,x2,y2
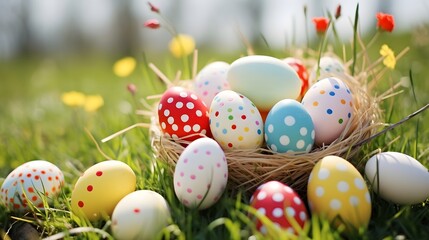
[
  {"x1": 148, "y1": 2, "x2": 159, "y2": 13},
  {"x1": 376, "y1": 12, "x2": 395, "y2": 32},
  {"x1": 335, "y1": 5, "x2": 341, "y2": 19},
  {"x1": 144, "y1": 19, "x2": 160, "y2": 29},
  {"x1": 312, "y1": 17, "x2": 330, "y2": 34}
]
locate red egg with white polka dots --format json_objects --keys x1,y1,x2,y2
[
  {"x1": 284, "y1": 57, "x2": 309, "y2": 100},
  {"x1": 158, "y1": 86, "x2": 211, "y2": 141},
  {"x1": 0, "y1": 160, "x2": 64, "y2": 212},
  {"x1": 250, "y1": 181, "x2": 308, "y2": 235}
]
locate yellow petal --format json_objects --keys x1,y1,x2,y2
[
  {"x1": 84, "y1": 95, "x2": 104, "y2": 112},
  {"x1": 113, "y1": 57, "x2": 136, "y2": 77},
  {"x1": 61, "y1": 91, "x2": 86, "y2": 107},
  {"x1": 383, "y1": 56, "x2": 396, "y2": 69},
  {"x1": 168, "y1": 34, "x2": 195, "y2": 58}
]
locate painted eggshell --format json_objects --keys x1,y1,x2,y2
[
  {"x1": 265, "y1": 99, "x2": 315, "y2": 153},
  {"x1": 309, "y1": 56, "x2": 347, "y2": 85},
  {"x1": 111, "y1": 190, "x2": 171, "y2": 240},
  {"x1": 194, "y1": 61, "x2": 230, "y2": 106},
  {"x1": 0, "y1": 160, "x2": 64, "y2": 212},
  {"x1": 158, "y1": 87, "x2": 211, "y2": 141},
  {"x1": 173, "y1": 137, "x2": 228, "y2": 209},
  {"x1": 302, "y1": 77, "x2": 353, "y2": 146},
  {"x1": 250, "y1": 181, "x2": 308, "y2": 235},
  {"x1": 283, "y1": 57, "x2": 309, "y2": 100},
  {"x1": 71, "y1": 160, "x2": 136, "y2": 221},
  {"x1": 365, "y1": 152, "x2": 429, "y2": 205},
  {"x1": 209, "y1": 90, "x2": 264, "y2": 149},
  {"x1": 227, "y1": 55, "x2": 301, "y2": 111},
  {"x1": 308, "y1": 156, "x2": 371, "y2": 229}
]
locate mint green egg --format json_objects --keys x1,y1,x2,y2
[{"x1": 227, "y1": 55, "x2": 301, "y2": 111}]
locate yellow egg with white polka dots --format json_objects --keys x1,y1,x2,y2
[{"x1": 307, "y1": 156, "x2": 371, "y2": 229}]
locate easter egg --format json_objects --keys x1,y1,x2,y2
[
  {"x1": 307, "y1": 156, "x2": 371, "y2": 229},
  {"x1": 227, "y1": 55, "x2": 301, "y2": 111},
  {"x1": 250, "y1": 181, "x2": 308, "y2": 235},
  {"x1": 302, "y1": 77, "x2": 353, "y2": 145},
  {"x1": 111, "y1": 190, "x2": 171, "y2": 240},
  {"x1": 365, "y1": 152, "x2": 429, "y2": 205},
  {"x1": 173, "y1": 137, "x2": 228, "y2": 209},
  {"x1": 158, "y1": 87, "x2": 211, "y2": 141},
  {"x1": 283, "y1": 57, "x2": 309, "y2": 99},
  {"x1": 209, "y1": 90, "x2": 264, "y2": 149},
  {"x1": 309, "y1": 56, "x2": 347, "y2": 85},
  {"x1": 265, "y1": 99, "x2": 314, "y2": 153},
  {"x1": 194, "y1": 61, "x2": 230, "y2": 106},
  {"x1": 0, "y1": 160, "x2": 64, "y2": 212},
  {"x1": 71, "y1": 160, "x2": 136, "y2": 221}
]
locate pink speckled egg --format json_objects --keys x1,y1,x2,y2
[{"x1": 173, "y1": 137, "x2": 228, "y2": 209}]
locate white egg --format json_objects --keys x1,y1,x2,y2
[
  {"x1": 0, "y1": 160, "x2": 64, "y2": 212},
  {"x1": 173, "y1": 137, "x2": 228, "y2": 209},
  {"x1": 365, "y1": 152, "x2": 429, "y2": 205},
  {"x1": 111, "y1": 190, "x2": 171, "y2": 240},
  {"x1": 194, "y1": 61, "x2": 230, "y2": 106}
]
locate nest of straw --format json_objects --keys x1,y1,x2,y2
[{"x1": 147, "y1": 53, "x2": 389, "y2": 192}]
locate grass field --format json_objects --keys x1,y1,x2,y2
[{"x1": 1, "y1": 30, "x2": 429, "y2": 239}]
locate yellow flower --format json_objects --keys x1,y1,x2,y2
[
  {"x1": 61, "y1": 91, "x2": 86, "y2": 107},
  {"x1": 84, "y1": 95, "x2": 104, "y2": 112},
  {"x1": 168, "y1": 34, "x2": 195, "y2": 58},
  {"x1": 379, "y1": 44, "x2": 396, "y2": 69},
  {"x1": 113, "y1": 57, "x2": 136, "y2": 77}
]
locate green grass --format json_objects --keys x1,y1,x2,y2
[{"x1": 1, "y1": 31, "x2": 429, "y2": 239}]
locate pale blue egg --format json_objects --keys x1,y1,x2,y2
[{"x1": 265, "y1": 99, "x2": 315, "y2": 153}]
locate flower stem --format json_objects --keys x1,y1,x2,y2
[{"x1": 351, "y1": 3, "x2": 360, "y2": 76}]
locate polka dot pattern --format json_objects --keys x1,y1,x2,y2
[
  {"x1": 173, "y1": 138, "x2": 228, "y2": 210},
  {"x1": 158, "y1": 87, "x2": 211, "y2": 141},
  {"x1": 194, "y1": 61, "x2": 230, "y2": 106},
  {"x1": 209, "y1": 90, "x2": 264, "y2": 149},
  {"x1": 71, "y1": 160, "x2": 136, "y2": 221},
  {"x1": 250, "y1": 181, "x2": 308, "y2": 235},
  {"x1": 111, "y1": 190, "x2": 171, "y2": 240},
  {"x1": 308, "y1": 56, "x2": 347, "y2": 85},
  {"x1": 264, "y1": 99, "x2": 314, "y2": 153},
  {"x1": 302, "y1": 77, "x2": 353, "y2": 145},
  {"x1": 307, "y1": 156, "x2": 371, "y2": 229},
  {"x1": 0, "y1": 160, "x2": 64, "y2": 211}
]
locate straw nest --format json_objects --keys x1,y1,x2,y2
[{"x1": 147, "y1": 51, "x2": 391, "y2": 192}]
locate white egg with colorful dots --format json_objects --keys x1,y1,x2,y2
[
  {"x1": 194, "y1": 61, "x2": 230, "y2": 106},
  {"x1": 173, "y1": 137, "x2": 228, "y2": 210},
  {"x1": 265, "y1": 99, "x2": 315, "y2": 153},
  {"x1": 209, "y1": 90, "x2": 264, "y2": 149},
  {"x1": 309, "y1": 56, "x2": 347, "y2": 85},
  {"x1": 302, "y1": 77, "x2": 353, "y2": 146}
]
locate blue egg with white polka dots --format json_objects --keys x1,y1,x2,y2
[{"x1": 265, "y1": 99, "x2": 315, "y2": 153}]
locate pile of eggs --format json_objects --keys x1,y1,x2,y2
[
  {"x1": 1, "y1": 54, "x2": 429, "y2": 238},
  {"x1": 158, "y1": 55, "x2": 354, "y2": 154}
]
